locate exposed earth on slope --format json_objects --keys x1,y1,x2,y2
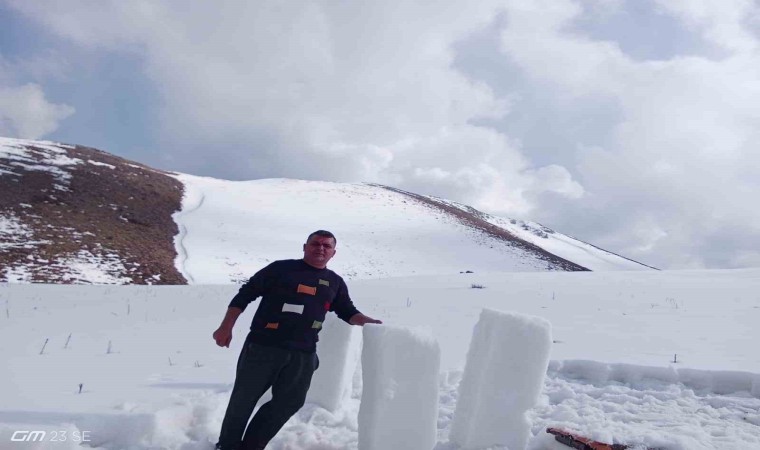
[{"x1": 0, "y1": 138, "x2": 186, "y2": 284}]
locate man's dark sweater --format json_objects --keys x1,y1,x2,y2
[{"x1": 229, "y1": 259, "x2": 360, "y2": 353}]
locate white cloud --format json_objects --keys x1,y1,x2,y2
[
  {"x1": 0, "y1": 83, "x2": 75, "y2": 139},
  {"x1": 7, "y1": 0, "x2": 760, "y2": 268},
  {"x1": 6, "y1": 0, "x2": 580, "y2": 211},
  {"x1": 653, "y1": 0, "x2": 759, "y2": 53},
  {"x1": 491, "y1": 0, "x2": 760, "y2": 268}
]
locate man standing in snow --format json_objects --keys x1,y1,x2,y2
[{"x1": 212, "y1": 230, "x2": 381, "y2": 450}]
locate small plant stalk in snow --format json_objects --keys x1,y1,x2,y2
[
  {"x1": 39, "y1": 338, "x2": 49, "y2": 355},
  {"x1": 107, "y1": 340, "x2": 112, "y2": 354},
  {"x1": 78, "y1": 383, "x2": 83, "y2": 394},
  {"x1": 64, "y1": 333, "x2": 72, "y2": 349}
]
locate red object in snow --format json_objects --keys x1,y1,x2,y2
[{"x1": 546, "y1": 428, "x2": 629, "y2": 450}]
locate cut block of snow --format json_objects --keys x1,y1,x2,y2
[
  {"x1": 451, "y1": 309, "x2": 552, "y2": 450},
  {"x1": 306, "y1": 316, "x2": 361, "y2": 412},
  {"x1": 358, "y1": 324, "x2": 440, "y2": 450}
]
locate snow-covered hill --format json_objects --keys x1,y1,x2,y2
[
  {"x1": 1, "y1": 137, "x2": 653, "y2": 285},
  {"x1": 171, "y1": 174, "x2": 653, "y2": 283}
]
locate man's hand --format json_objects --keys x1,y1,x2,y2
[
  {"x1": 349, "y1": 313, "x2": 383, "y2": 326},
  {"x1": 213, "y1": 307, "x2": 243, "y2": 348},
  {"x1": 213, "y1": 326, "x2": 233, "y2": 347}
]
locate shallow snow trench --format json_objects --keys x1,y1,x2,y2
[
  {"x1": 189, "y1": 372, "x2": 760, "y2": 449},
  {"x1": 3, "y1": 371, "x2": 755, "y2": 450}
]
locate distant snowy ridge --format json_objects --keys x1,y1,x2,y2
[
  {"x1": 172, "y1": 175, "x2": 655, "y2": 284},
  {"x1": 2, "y1": 136, "x2": 653, "y2": 285},
  {"x1": 383, "y1": 185, "x2": 656, "y2": 271}
]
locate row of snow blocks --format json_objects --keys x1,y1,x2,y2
[
  {"x1": 450, "y1": 309, "x2": 553, "y2": 450},
  {"x1": 307, "y1": 316, "x2": 362, "y2": 412},
  {"x1": 358, "y1": 324, "x2": 440, "y2": 450}
]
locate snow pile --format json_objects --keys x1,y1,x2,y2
[
  {"x1": 451, "y1": 309, "x2": 552, "y2": 450},
  {"x1": 358, "y1": 324, "x2": 440, "y2": 450},
  {"x1": 528, "y1": 370, "x2": 760, "y2": 450},
  {"x1": 0, "y1": 137, "x2": 79, "y2": 190},
  {"x1": 307, "y1": 316, "x2": 362, "y2": 412}
]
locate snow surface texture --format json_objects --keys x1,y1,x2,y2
[
  {"x1": 1, "y1": 269, "x2": 760, "y2": 449},
  {"x1": 171, "y1": 174, "x2": 650, "y2": 284},
  {"x1": 0, "y1": 137, "x2": 78, "y2": 191},
  {"x1": 305, "y1": 316, "x2": 361, "y2": 412},
  {"x1": 451, "y1": 309, "x2": 552, "y2": 450},
  {"x1": 0, "y1": 212, "x2": 37, "y2": 250},
  {"x1": 358, "y1": 324, "x2": 440, "y2": 450}
]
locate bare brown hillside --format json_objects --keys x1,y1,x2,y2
[{"x1": 0, "y1": 139, "x2": 187, "y2": 284}]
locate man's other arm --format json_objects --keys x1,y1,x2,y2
[
  {"x1": 213, "y1": 307, "x2": 243, "y2": 347},
  {"x1": 212, "y1": 263, "x2": 275, "y2": 347}
]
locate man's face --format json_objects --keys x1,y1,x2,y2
[{"x1": 303, "y1": 235, "x2": 337, "y2": 268}]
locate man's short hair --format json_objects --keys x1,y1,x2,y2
[{"x1": 307, "y1": 230, "x2": 337, "y2": 245}]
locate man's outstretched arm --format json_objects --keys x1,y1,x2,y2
[
  {"x1": 213, "y1": 307, "x2": 244, "y2": 347},
  {"x1": 349, "y1": 312, "x2": 382, "y2": 326}
]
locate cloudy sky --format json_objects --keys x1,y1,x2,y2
[{"x1": 2, "y1": 0, "x2": 760, "y2": 270}]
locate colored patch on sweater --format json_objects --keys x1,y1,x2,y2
[
  {"x1": 312, "y1": 321, "x2": 322, "y2": 329},
  {"x1": 297, "y1": 284, "x2": 317, "y2": 295},
  {"x1": 265, "y1": 322, "x2": 279, "y2": 329},
  {"x1": 282, "y1": 303, "x2": 305, "y2": 314},
  {"x1": 318, "y1": 279, "x2": 329, "y2": 286}
]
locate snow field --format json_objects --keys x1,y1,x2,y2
[
  {"x1": 527, "y1": 370, "x2": 760, "y2": 450},
  {"x1": 2, "y1": 268, "x2": 760, "y2": 448},
  {"x1": 358, "y1": 324, "x2": 440, "y2": 450},
  {"x1": 451, "y1": 309, "x2": 552, "y2": 450}
]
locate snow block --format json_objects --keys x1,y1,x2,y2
[
  {"x1": 358, "y1": 324, "x2": 440, "y2": 450},
  {"x1": 306, "y1": 316, "x2": 361, "y2": 411},
  {"x1": 450, "y1": 309, "x2": 552, "y2": 450}
]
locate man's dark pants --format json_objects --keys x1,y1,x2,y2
[{"x1": 217, "y1": 335, "x2": 319, "y2": 450}]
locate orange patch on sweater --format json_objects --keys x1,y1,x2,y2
[
  {"x1": 265, "y1": 322, "x2": 279, "y2": 329},
  {"x1": 297, "y1": 284, "x2": 317, "y2": 295}
]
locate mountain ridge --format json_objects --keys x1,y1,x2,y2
[{"x1": 0, "y1": 137, "x2": 655, "y2": 284}]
